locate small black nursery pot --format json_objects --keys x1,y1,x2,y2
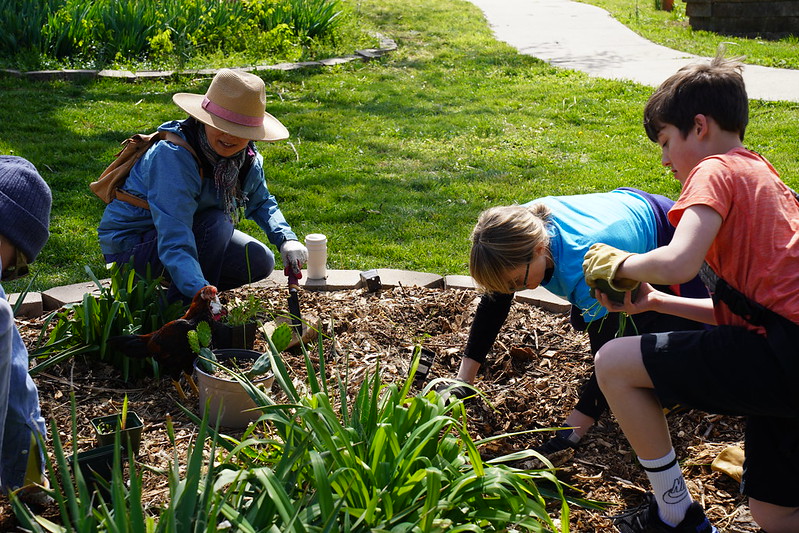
[
  {"x1": 91, "y1": 411, "x2": 144, "y2": 456},
  {"x1": 69, "y1": 445, "x2": 116, "y2": 500}
]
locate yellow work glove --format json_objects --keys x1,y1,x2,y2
[
  {"x1": 582, "y1": 243, "x2": 640, "y2": 298},
  {"x1": 711, "y1": 445, "x2": 744, "y2": 483}
]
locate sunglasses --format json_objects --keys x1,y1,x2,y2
[
  {"x1": 509, "y1": 254, "x2": 532, "y2": 293},
  {"x1": 3, "y1": 248, "x2": 29, "y2": 281}
]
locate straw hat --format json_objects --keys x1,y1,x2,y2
[{"x1": 173, "y1": 68, "x2": 289, "y2": 142}]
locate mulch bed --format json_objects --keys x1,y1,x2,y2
[{"x1": 0, "y1": 284, "x2": 761, "y2": 531}]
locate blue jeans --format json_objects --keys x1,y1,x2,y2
[
  {"x1": 105, "y1": 209, "x2": 275, "y2": 304},
  {"x1": 0, "y1": 287, "x2": 46, "y2": 492}
]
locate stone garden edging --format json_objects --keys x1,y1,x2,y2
[
  {"x1": 1, "y1": 34, "x2": 397, "y2": 82},
  {"x1": 8, "y1": 267, "x2": 571, "y2": 320}
]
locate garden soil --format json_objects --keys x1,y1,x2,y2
[{"x1": 0, "y1": 285, "x2": 762, "y2": 531}]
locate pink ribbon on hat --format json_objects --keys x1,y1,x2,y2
[{"x1": 202, "y1": 97, "x2": 262, "y2": 127}]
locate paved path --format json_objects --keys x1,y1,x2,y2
[{"x1": 466, "y1": 0, "x2": 799, "y2": 103}]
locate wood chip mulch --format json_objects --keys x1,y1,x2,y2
[{"x1": 0, "y1": 285, "x2": 762, "y2": 532}]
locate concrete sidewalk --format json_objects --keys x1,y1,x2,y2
[{"x1": 467, "y1": 0, "x2": 799, "y2": 103}]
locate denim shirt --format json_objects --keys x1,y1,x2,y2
[
  {"x1": 98, "y1": 120, "x2": 297, "y2": 296},
  {"x1": 0, "y1": 284, "x2": 46, "y2": 492}
]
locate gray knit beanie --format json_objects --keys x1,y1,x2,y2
[{"x1": 0, "y1": 156, "x2": 51, "y2": 263}]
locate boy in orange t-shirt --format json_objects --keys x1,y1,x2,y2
[{"x1": 583, "y1": 55, "x2": 799, "y2": 533}]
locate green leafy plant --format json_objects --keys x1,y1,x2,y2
[
  {"x1": 11, "y1": 392, "x2": 213, "y2": 532},
  {"x1": 94, "y1": 395, "x2": 130, "y2": 434},
  {"x1": 223, "y1": 293, "x2": 265, "y2": 326},
  {"x1": 14, "y1": 324, "x2": 598, "y2": 530},
  {"x1": 194, "y1": 328, "x2": 599, "y2": 530},
  {"x1": 0, "y1": 0, "x2": 351, "y2": 70},
  {"x1": 245, "y1": 322, "x2": 292, "y2": 378},
  {"x1": 30, "y1": 261, "x2": 184, "y2": 380}
]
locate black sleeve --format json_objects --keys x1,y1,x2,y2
[{"x1": 463, "y1": 291, "x2": 514, "y2": 365}]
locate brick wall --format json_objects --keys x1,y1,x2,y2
[{"x1": 684, "y1": 0, "x2": 799, "y2": 38}]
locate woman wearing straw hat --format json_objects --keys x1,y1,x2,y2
[{"x1": 98, "y1": 68, "x2": 307, "y2": 303}]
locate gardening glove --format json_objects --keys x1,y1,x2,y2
[
  {"x1": 582, "y1": 243, "x2": 640, "y2": 293},
  {"x1": 711, "y1": 445, "x2": 744, "y2": 483},
  {"x1": 280, "y1": 240, "x2": 308, "y2": 277}
]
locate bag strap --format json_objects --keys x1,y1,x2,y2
[
  {"x1": 115, "y1": 132, "x2": 203, "y2": 210},
  {"x1": 699, "y1": 262, "x2": 799, "y2": 379}
]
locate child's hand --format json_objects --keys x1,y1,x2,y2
[{"x1": 593, "y1": 282, "x2": 658, "y2": 314}]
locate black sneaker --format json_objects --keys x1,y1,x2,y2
[
  {"x1": 536, "y1": 434, "x2": 578, "y2": 455},
  {"x1": 515, "y1": 434, "x2": 577, "y2": 470},
  {"x1": 612, "y1": 493, "x2": 718, "y2": 533}
]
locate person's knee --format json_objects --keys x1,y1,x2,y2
[
  {"x1": 241, "y1": 241, "x2": 274, "y2": 281},
  {"x1": 594, "y1": 336, "x2": 641, "y2": 388},
  {"x1": 749, "y1": 498, "x2": 799, "y2": 533},
  {"x1": 593, "y1": 339, "x2": 619, "y2": 386}
]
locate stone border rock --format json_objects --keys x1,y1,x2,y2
[
  {"x1": 8, "y1": 267, "x2": 570, "y2": 319},
  {"x1": 1, "y1": 35, "x2": 397, "y2": 82}
]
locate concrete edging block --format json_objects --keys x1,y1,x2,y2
[
  {"x1": 41, "y1": 280, "x2": 109, "y2": 311},
  {"x1": 375, "y1": 269, "x2": 444, "y2": 289},
  {"x1": 444, "y1": 275, "x2": 476, "y2": 291},
  {"x1": 514, "y1": 286, "x2": 571, "y2": 314},
  {"x1": 7, "y1": 292, "x2": 43, "y2": 319}
]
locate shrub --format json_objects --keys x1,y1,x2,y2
[{"x1": 0, "y1": 0, "x2": 346, "y2": 70}]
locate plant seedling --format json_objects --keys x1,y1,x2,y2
[{"x1": 223, "y1": 294, "x2": 264, "y2": 327}]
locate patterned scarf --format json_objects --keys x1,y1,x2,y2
[{"x1": 197, "y1": 127, "x2": 247, "y2": 217}]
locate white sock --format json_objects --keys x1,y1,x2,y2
[{"x1": 639, "y1": 449, "x2": 692, "y2": 527}]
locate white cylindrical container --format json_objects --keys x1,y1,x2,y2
[{"x1": 305, "y1": 233, "x2": 327, "y2": 279}]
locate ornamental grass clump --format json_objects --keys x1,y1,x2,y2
[
  {"x1": 210, "y1": 332, "x2": 586, "y2": 531},
  {"x1": 13, "y1": 328, "x2": 594, "y2": 531},
  {"x1": 31, "y1": 261, "x2": 183, "y2": 381}
]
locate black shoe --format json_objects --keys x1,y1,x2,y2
[
  {"x1": 536, "y1": 434, "x2": 578, "y2": 455},
  {"x1": 516, "y1": 434, "x2": 577, "y2": 470},
  {"x1": 612, "y1": 493, "x2": 718, "y2": 533}
]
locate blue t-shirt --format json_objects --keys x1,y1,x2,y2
[{"x1": 526, "y1": 189, "x2": 657, "y2": 321}]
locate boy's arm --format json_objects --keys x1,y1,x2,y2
[
  {"x1": 618, "y1": 204, "x2": 722, "y2": 285},
  {"x1": 595, "y1": 283, "x2": 718, "y2": 325}
]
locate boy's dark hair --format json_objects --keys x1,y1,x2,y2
[{"x1": 643, "y1": 53, "x2": 748, "y2": 142}]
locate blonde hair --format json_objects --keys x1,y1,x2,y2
[{"x1": 469, "y1": 203, "x2": 551, "y2": 293}]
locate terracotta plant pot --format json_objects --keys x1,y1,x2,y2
[
  {"x1": 194, "y1": 348, "x2": 275, "y2": 429},
  {"x1": 213, "y1": 322, "x2": 258, "y2": 350},
  {"x1": 91, "y1": 411, "x2": 144, "y2": 456}
]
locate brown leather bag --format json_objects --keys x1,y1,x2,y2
[{"x1": 90, "y1": 131, "x2": 201, "y2": 210}]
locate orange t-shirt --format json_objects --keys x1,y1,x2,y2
[{"x1": 669, "y1": 147, "x2": 799, "y2": 330}]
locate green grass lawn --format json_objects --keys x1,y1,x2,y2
[
  {"x1": 1, "y1": 0, "x2": 798, "y2": 293},
  {"x1": 579, "y1": 0, "x2": 799, "y2": 69}
]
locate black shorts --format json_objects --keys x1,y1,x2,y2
[{"x1": 640, "y1": 326, "x2": 799, "y2": 507}]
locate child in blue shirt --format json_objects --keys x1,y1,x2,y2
[{"x1": 457, "y1": 188, "x2": 707, "y2": 457}]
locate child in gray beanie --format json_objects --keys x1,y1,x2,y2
[{"x1": 0, "y1": 156, "x2": 51, "y2": 505}]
